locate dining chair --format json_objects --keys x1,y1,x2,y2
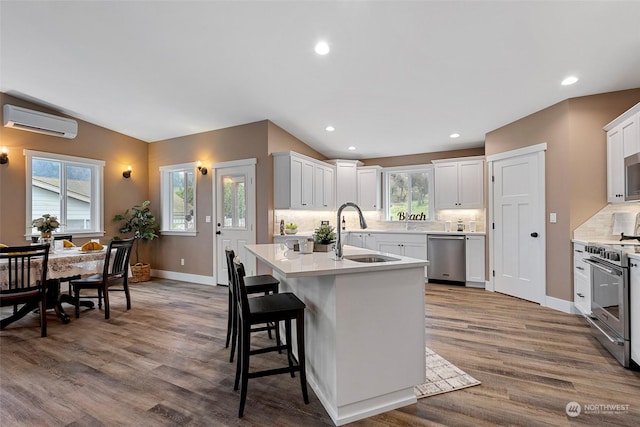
[
  {"x1": 70, "y1": 238, "x2": 134, "y2": 319},
  {"x1": 0, "y1": 244, "x2": 50, "y2": 336},
  {"x1": 232, "y1": 259, "x2": 308, "y2": 417},
  {"x1": 225, "y1": 248, "x2": 280, "y2": 363},
  {"x1": 53, "y1": 235, "x2": 79, "y2": 295}
]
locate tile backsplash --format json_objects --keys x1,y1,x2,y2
[
  {"x1": 274, "y1": 208, "x2": 485, "y2": 235},
  {"x1": 573, "y1": 202, "x2": 640, "y2": 241}
]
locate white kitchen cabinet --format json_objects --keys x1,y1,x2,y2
[
  {"x1": 621, "y1": 112, "x2": 640, "y2": 158},
  {"x1": 332, "y1": 160, "x2": 359, "y2": 207},
  {"x1": 357, "y1": 166, "x2": 382, "y2": 211},
  {"x1": 604, "y1": 103, "x2": 640, "y2": 203},
  {"x1": 315, "y1": 164, "x2": 335, "y2": 210},
  {"x1": 573, "y1": 242, "x2": 591, "y2": 315},
  {"x1": 630, "y1": 256, "x2": 640, "y2": 366},
  {"x1": 433, "y1": 157, "x2": 484, "y2": 209},
  {"x1": 274, "y1": 151, "x2": 335, "y2": 210},
  {"x1": 607, "y1": 126, "x2": 625, "y2": 203},
  {"x1": 376, "y1": 233, "x2": 428, "y2": 277},
  {"x1": 465, "y1": 235, "x2": 485, "y2": 287},
  {"x1": 347, "y1": 232, "x2": 378, "y2": 250}
]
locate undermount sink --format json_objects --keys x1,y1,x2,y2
[{"x1": 344, "y1": 254, "x2": 400, "y2": 263}]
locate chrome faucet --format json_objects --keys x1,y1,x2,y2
[{"x1": 335, "y1": 202, "x2": 368, "y2": 260}]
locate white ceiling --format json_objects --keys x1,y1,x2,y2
[{"x1": 1, "y1": 1, "x2": 639, "y2": 160}]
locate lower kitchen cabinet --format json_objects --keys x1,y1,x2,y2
[
  {"x1": 465, "y1": 235, "x2": 485, "y2": 287},
  {"x1": 573, "y1": 242, "x2": 591, "y2": 315},
  {"x1": 347, "y1": 232, "x2": 378, "y2": 250},
  {"x1": 630, "y1": 256, "x2": 640, "y2": 366},
  {"x1": 375, "y1": 233, "x2": 428, "y2": 278}
]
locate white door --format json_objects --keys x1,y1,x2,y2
[
  {"x1": 491, "y1": 150, "x2": 545, "y2": 304},
  {"x1": 215, "y1": 160, "x2": 256, "y2": 285}
]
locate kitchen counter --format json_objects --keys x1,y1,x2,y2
[
  {"x1": 247, "y1": 243, "x2": 428, "y2": 278},
  {"x1": 274, "y1": 229, "x2": 486, "y2": 239},
  {"x1": 572, "y1": 238, "x2": 640, "y2": 246},
  {"x1": 245, "y1": 243, "x2": 427, "y2": 426}
]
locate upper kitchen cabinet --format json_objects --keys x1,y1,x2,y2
[
  {"x1": 273, "y1": 151, "x2": 335, "y2": 210},
  {"x1": 329, "y1": 159, "x2": 362, "y2": 207},
  {"x1": 357, "y1": 166, "x2": 382, "y2": 211},
  {"x1": 315, "y1": 163, "x2": 335, "y2": 210},
  {"x1": 432, "y1": 157, "x2": 485, "y2": 209},
  {"x1": 607, "y1": 129, "x2": 625, "y2": 203},
  {"x1": 604, "y1": 102, "x2": 640, "y2": 204}
]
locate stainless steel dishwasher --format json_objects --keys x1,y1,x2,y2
[{"x1": 427, "y1": 235, "x2": 466, "y2": 283}]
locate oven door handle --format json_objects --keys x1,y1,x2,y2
[
  {"x1": 583, "y1": 258, "x2": 621, "y2": 276},
  {"x1": 584, "y1": 316, "x2": 624, "y2": 345}
]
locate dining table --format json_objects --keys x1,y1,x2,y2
[{"x1": 1, "y1": 246, "x2": 108, "y2": 323}]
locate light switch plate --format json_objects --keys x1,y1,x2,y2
[
  {"x1": 205, "y1": 216, "x2": 211, "y2": 223},
  {"x1": 550, "y1": 213, "x2": 557, "y2": 223}
]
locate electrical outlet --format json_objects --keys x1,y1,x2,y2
[{"x1": 180, "y1": 258, "x2": 185, "y2": 266}]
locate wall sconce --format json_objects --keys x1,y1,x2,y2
[
  {"x1": 122, "y1": 165, "x2": 132, "y2": 178},
  {"x1": 0, "y1": 147, "x2": 8, "y2": 165},
  {"x1": 197, "y1": 161, "x2": 208, "y2": 175}
]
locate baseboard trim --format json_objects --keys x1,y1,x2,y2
[
  {"x1": 543, "y1": 295, "x2": 574, "y2": 314},
  {"x1": 150, "y1": 269, "x2": 217, "y2": 286}
]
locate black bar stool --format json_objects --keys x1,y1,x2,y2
[
  {"x1": 225, "y1": 249, "x2": 280, "y2": 363},
  {"x1": 232, "y1": 259, "x2": 309, "y2": 418}
]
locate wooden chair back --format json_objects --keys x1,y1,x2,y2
[
  {"x1": 225, "y1": 248, "x2": 236, "y2": 289},
  {"x1": 102, "y1": 238, "x2": 134, "y2": 281},
  {"x1": 232, "y1": 259, "x2": 250, "y2": 319},
  {"x1": 0, "y1": 244, "x2": 50, "y2": 335}
]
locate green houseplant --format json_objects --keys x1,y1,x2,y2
[
  {"x1": 312, "y1": 224, "x2": 336, "y2": 252},
  {"x1": 113, "y1": 200, "x2": 160, "y2": 282}
]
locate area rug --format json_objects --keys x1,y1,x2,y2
[{"x1": 414, "y1": 347, "x2": 481, "y2": 399}]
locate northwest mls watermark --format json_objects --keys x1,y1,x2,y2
[{"x1": 566, "y1": 401, "x2": 630, "y2": 417}]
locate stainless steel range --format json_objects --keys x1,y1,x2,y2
[{"x1": 584, "y1": 243, "x2": 632, "y2": 367}]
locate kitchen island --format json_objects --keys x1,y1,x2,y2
[{"x1": 245, "y1": 243, "x2": 428, "y2": 426}]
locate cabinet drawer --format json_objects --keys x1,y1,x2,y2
[{"x1": 573, "y1": 256, "x2": 590, "y2": 275}]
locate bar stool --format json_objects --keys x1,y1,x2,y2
[
  {"x1": 232, "y1": 259, "x2": 309, "y2": 418},
  {"x1": 224, "y1": 249, "x2": 280, "y2": 363}
]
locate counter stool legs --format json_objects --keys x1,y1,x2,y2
[{"x1": 234, "y1": 311, "x2": 308, "y2": 417}]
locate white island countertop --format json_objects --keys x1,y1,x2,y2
[{"x1": 246, "y1": 243, "x2": 429, "y2": 279}]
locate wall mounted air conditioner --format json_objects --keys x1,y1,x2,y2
[{"x1": 3, "y1": 104, "x2": 78, "y2": 139}]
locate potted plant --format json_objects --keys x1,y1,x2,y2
[
  {"x1": 312, "y1": 224, "x2": 336, "y2": 252},
  {"x1": 284, "y1": 222, "x2": 298, "y2": 235},
  {"x1": 113, "y1": 200, "x2": 159, "y2": 282},
  {"x1": 31, "y1": 213, "x2": 61, "y2": 252}
]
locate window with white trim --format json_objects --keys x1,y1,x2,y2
[
  {"x1": 384, "y1": 165, "x2": 434, "y2": 222},
  {"x1": 25, "y1": 150, "x2": 105, "y2": 238},
  {"x1": 160, "y1": 163, "x2": 197, "y2": 235}
]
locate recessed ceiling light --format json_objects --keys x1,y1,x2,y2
[
  {"x1": 325, "y1": 126, "x2": 335, "y2": 132},
  {"x1": 348, "y1": 146, "x2": 356, "y2": 151},
  {"x1": 315, "y1": 41, "x2": 330, "y2": 55},
  {"x1": 561, "y1": 76, "x2": 579, "y2": 86},
  {"x1": 449, "y1": 133, "x2": 460, "y2": 139}
]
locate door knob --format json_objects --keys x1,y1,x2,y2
[
  {"x1": 216, "y1": 231, "x2": 221, "y2": 235},
  {"x1": 530, "y1": 232, "x2": 538, "y2": 238}
]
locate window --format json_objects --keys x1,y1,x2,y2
[
  {"x1": 384, "y1": 165, "x2": 434, "y2": 222},
  {"x1": 160, "y1": 163, "x2": 197, "y2": 235},
  {"x1": 25, "y1": 150, "x2": 105, "y2": 238},
  {"x1": 222, "y1": 174, "x2": 246, "y2": 228}
]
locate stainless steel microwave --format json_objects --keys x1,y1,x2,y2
[{"x1": 625, "y1": 153, "x2": 640, "y2": 201}]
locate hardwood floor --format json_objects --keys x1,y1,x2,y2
[{"x1": 1, "y1": 280, "x2": 639, "y2": 426}]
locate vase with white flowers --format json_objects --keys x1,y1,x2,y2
[{"x1": 32, "y1": 214, "x2": 60, "y2": 251}]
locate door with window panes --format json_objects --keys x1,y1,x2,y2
[{"x1": 215, "y1": 161, "x2": 256, "y2": 285}]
